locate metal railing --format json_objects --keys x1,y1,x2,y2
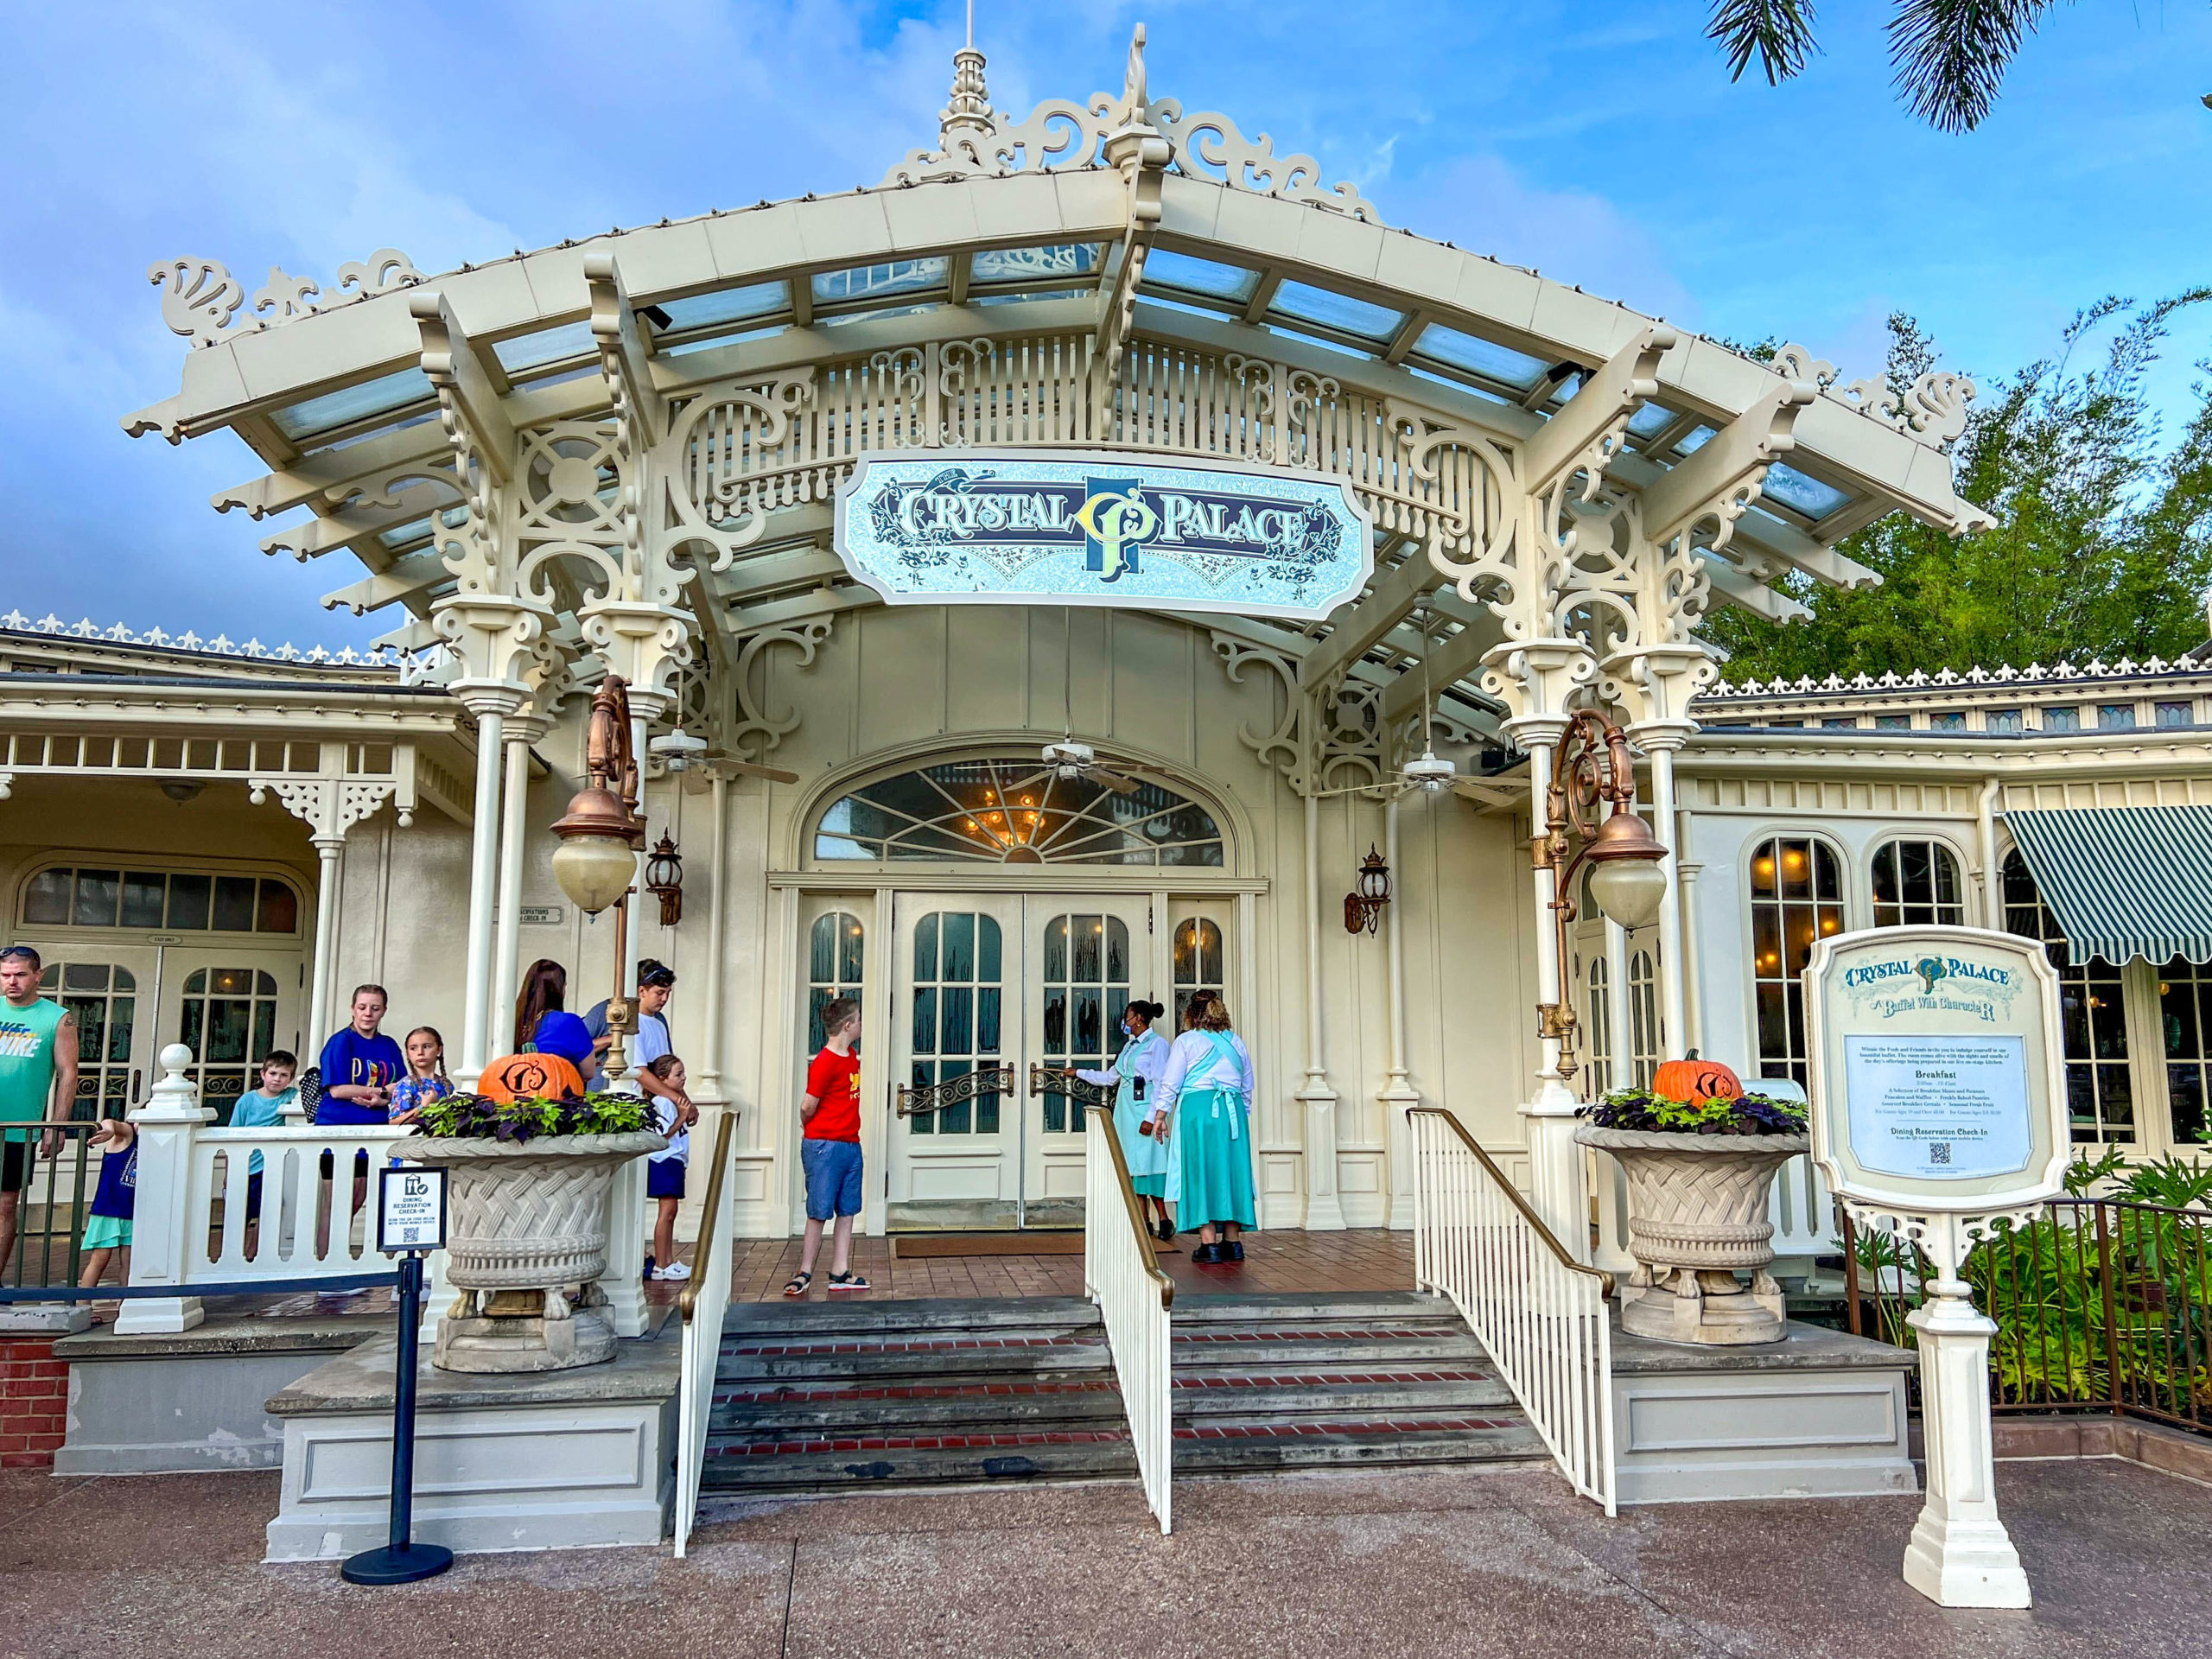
[
  {"x1": 1, "y1": 1125, "x2": 110, "y2": 1289},
  {"x1": 1410, "y1": 1107, "x2": 1616, "y2": 1514},
  {"x1": 1083, "y1": 1103, "x2": 1174, "y2": 1535},
  {"x1": 1845, "y1": 1197, "x2": 2212, "y2": 1436},
  {"x1": 673, "y1": 1109, "x2": 738, "y2": 1558}
]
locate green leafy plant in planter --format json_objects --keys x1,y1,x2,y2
[
  {"x1": 1580, "y1": 1087, "x2": 1809, "y2": 1137},
  {"x1": 415, "y1": 1091, "x2": 651, "y2": 1142}
]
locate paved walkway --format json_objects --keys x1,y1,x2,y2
[{"x1": 1, "y1": 1456, "x2": 2205, "y2": 1656}]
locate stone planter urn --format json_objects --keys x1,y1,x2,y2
[
  {"x1": 410, "y1": 1130, "x2": 665, "y2": 1374},
  {"x1": 1573, "y1": 1124, "x2": 1809, "y2": 1346}
]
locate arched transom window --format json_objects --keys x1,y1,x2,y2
[
  {"x1": 1872, "y1": 839, "x2": 1965, "y2": 928},
  {"x1": 816, "y1": 759, "x2": 1224, "y2": 868}
]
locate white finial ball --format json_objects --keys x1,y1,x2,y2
[{"x1": 161, "y1": 1042, "x2": 194, "y2": 1071}]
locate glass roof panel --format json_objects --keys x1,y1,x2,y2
[
  {"x1": 1408, "y1": 324, "x2": 1547, "y2": 391},
  {"x1": 1759, "y1": 462, "x2": 1853, "y2": 521},
  {"x1": 492, "y1": 320, "x2": 595, "y2": 374},
  {"x1": 811, "y1": 257, "x2": 947, "y2": 306},
  {"x1": 1268, "y1": 281, "x2": 1405, "y2": 342},
  {"x1": 1673, "y1": 425, "x2": 1718, "y2": 457},
  {"x1": 1139, "y1": 250, "x2": 1260, "y2": 303},
  {"x1": 818, "y1": 302, "x2": 944, "y2": 330},
  {"x1": 969, "y1": 287, "x2": 1090, "y2": 308},
  {"x1": 970, "y1": 243, "x2": 1104, "y2": 285},
  {"x1": 1404, "y1": 365, "x2": 1516, "y2": 407},
  {"x1": 267, "y1": 366, "x2": 435, "y2": 442},
  {"x1": 662, "y1": 323, "x2": 786, "y2": 359},
  {"x1": 1626, "y1": 402, "x2": 1677, "y2": 437},
  {"x1": 655, "y1": 282, "x2": 788, "y2": 330},
  {"x1": 375, "y1": 517, "x2": 432, "y2": 550}
]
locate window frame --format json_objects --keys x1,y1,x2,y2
[
  {"x1": 1868, "y1": 836, "x2": 1970, "y2": 931},
  {"x1": 16, "y1": 860, "x2": 306, "y2": 941},
  {"x1": 1742, "y1": 830, "x2": 1850, "y2": 1090}
]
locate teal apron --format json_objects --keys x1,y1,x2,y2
[{"x1": 1166, "y1": 1032, "x2": 1256, "y2": 1230}]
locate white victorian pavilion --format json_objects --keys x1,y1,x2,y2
[{"x1": 30, "y1": 25, "x2": 2183, "y2": 1545}]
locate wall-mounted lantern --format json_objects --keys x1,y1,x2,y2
[
  {"x1": 644, "y1": 832, "x2": 684, "y2": 927},
  {"x1": 1343, "y1": 845, "x2": 1392, "y2": 936}
]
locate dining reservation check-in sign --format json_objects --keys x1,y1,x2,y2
[{"x1": 1803, "y1": 924, "x2": 2069, "y2": 1611}]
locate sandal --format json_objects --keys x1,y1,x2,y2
[
  {"x1": 782, "y1": 1270, "x2": 812, "y2": 1298},
  {"x1": 827, "y1": 1270, "x2": 871, "y2": 1294}
]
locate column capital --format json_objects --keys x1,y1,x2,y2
[
  {"x1": 580, "y1": 600, "x2": 692, "y2": 715},
  {"x1": 1480, "y1": 638, "x2": 1599, "y2": 733},
  {"x1": 1600, "y1": 641, "x2": 1718, "y2": 730},
  {"x1": 249, "y1": 775, "x2": 402, "y2": 839}
]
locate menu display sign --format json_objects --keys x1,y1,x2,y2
[{"x1": 1805, "y1": 926, "x2": 2068, "y2": 1213}]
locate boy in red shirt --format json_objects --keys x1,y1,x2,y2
[{"x1": 786, "y1": 997, "x2": 868, "y2": 1296}]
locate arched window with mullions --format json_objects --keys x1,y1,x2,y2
[
  {"x1": 814, "y1": 758, "x2": 1224, "y2": 868},
  {"x1": 1585, "y1": 956, "x2": 1613, "y2": 1096},
  {"x1": 1749, "y1": 836, "x2": 1845, "y2": 1088},
  {"x1": 1872, "y1": 839, "x2": 1966, "y2": 928}
]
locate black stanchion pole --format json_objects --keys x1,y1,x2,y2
[{"x1": 341, "y1": 1251, "x2": 454, "y2": 1585}]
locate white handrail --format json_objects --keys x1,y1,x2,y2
[
  {"x1": 1410, "y1": 1107, "x2": 1616, "y2": 1515},
  {"x1": 1082, "y1": 1104, "x2": 1173, "y2": 1535},
  {"x1": 673, "y1": 1109, "x2": 737, "y2": 1558}
]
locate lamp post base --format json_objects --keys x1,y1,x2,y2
[{"x1": 340, "y1": 1541, "x2": 454, "y2": 1585}]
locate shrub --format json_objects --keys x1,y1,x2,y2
[
  {"x1": 1580, "y1": 1087, "x2": 1808, "y2": 1136},
  {"x1": 414, "y1": 1090, "x2": 651, "y2": 1143}
]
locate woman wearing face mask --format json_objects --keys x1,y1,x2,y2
[
  {"x1": 1076, "y1": 1000, "x2": 1172, "y2": 1242},
  {"x1": 1154, "y1": 992, "x2": 1256, "y2": 1265}
]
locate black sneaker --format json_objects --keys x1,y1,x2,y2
[
  {"x1": 1191, "y1": 1242, "x2": 1224, "y2": 1265},
  {"x1": 1225, "y1": 1240, "x2": 1245, "y2": 1262},
  {"x1": 643, "y1": 1255, "x2": 656, "y2": 1281},
  {"x1": 1154, "y1": 1217, "x2": 1175, "y2": 1243}
]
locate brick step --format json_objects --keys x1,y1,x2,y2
[
  {"x1": 1171, "y1": 1334, "x2": 1487, "y2": 1368},
  {"x1": 724, "y1": 1296, "x2": 1099, "y2": 1339},
  {"x1": 712, "y1": 1382, "x2": 1127, "y2": 1437},
  {"x1": 724, "y1": 1330, "x2": 1099, "y2": 1358},
  {"x1": 1175, "y1": 1376, "x2": 1516, "y2": 1417},
  {"x1": 717, "y1": 1343, "x2": 1111, "y2": 1386}
]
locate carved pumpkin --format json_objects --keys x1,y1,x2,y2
[
  {"x1": 475, "y1": 1052, "x2": 585, "y2": 1104},
  {"x1": 1651, "y1": 1055, "x2": 1742, "y2": 1106}
]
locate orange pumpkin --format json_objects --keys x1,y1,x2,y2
[
  {"x1": 1651, "y1": 1055, "x2": 1741, "y2": 1106},
  {"x1": 475, "y1": 1052, "x2": 585, "y2": 1104}
]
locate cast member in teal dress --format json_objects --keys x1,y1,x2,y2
[
  {"x1": 1077, "y1": 1000, "x2": 1172, "y2": 1240},
  {"x1": 1157, "y1": 993, "x2": 1256, "y2": 1264}
]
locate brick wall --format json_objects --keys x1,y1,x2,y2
[{"x1": 0, "y1": 1338, "x2": 70, "y2": 1468}]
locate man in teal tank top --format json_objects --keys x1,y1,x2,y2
[{"x1": 0, "y1": 945, "x2": 78, "y2": 1279}]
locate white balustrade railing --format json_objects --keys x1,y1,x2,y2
[
  {"x1": 117, "y1": 1042, "x2": 442, "y2": 1335},
  {"x1": 1083, "y1": 1104, "x2": 1174, "y2": 1535},
  {"x1": 673, "y1": 1109, "x2": 738, "y2": 1558},
  {"x1": 1410, "y1": 1107, "x2": 1616, "y2": 1514}
]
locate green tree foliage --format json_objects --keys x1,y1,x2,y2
[{"x1": 1701, "y1": 295, "x2": 2212, "y2": 683}]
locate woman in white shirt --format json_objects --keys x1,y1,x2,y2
[
  {"x1": 1076, "y1": 999, "x2": 1172, "y2": 1241},
  {"x1": 1154, "y1": 992, "x2": 1256, "y2": 1264}
]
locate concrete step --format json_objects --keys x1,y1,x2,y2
[
  {"x1": 718, "y1": 1342, "x2": 1110, "y2": 1386},
  {"x1": 713, "y1": 1380, "x2": 1126, "y2": 1437},
  {"x1": 1171, "y1": 1291, "x2": 1459, "y2": 1325},
  {"x1": 724, "y1": 1296, "x2": 1098, "y2": 1338},
  {"x1": 700, "y1": 1433, "x2": 1138, "y2": 1494},
  {"x1": 1173, "y1": 1376, "x2": 1515, "y2": 1418},
  {"x1": 1173, "y1": 1419, "x2": 1548, "y2": 1474},
  {"x1": 1170, "y1": 1332, "x2": 1488, "y2": 1368}
]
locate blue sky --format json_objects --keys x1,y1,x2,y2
[{"x1": 4, "y1": 0, "x2": 2208, "y2": 646}]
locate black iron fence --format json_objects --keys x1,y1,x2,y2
[
  {"x1": 1, "y1": 1124, "x2": 111, "y2": 1291},
  {"x1": 1843, "y1": 1195, "x2": 2212, "y2": 1435}
]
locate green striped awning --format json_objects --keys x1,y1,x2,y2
[{"x1": 2005, "y1": 805, "x2": 2212, "y2": 966}]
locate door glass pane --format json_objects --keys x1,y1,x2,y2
[
  {"x1": 906, "y1": 912, "x2": 1000, "y2": 1137},
  {"x1": 45, "y1": 959, "x2": 140, "y2": 1122},
  {"x1": 810, "y1": 916, "x2": 836, "y2": 982},
  {"x1": 1041, "y1": 909, "x2": 1132, "y2": 1133},
  {"x1": 175, "y1": 964, "x2": 283, "y2": 1122},
  {"x1": 1173, "y1": 918, "x2": 1225, "y2": 1029},
  {"x1": 806, "y1": 912, "x2": 865, "y2": 1055},
  {"x1": 941, "y1": 912, "x2": 975, "y2": 982}
]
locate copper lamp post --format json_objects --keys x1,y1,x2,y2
[
  {"x1": 550, "y1": 675, "x2": 645, "y2": 1085},
  {"x1": 1531, "y1": 709, "x2": 1669, "y2": 1083}
]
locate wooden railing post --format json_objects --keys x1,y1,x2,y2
[{"x1": 114, "y1": 1044, "x2": 213, "y2": 1335}]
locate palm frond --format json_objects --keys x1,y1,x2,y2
[
  {"x1": 1887, "y1": 0, "x2": 2061, "y2": 133},
  {"x1": 1706, "y1": 0, "x2": 1821, "y2": 85}
]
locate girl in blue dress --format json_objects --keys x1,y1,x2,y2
[
  {"x1": 1155, "y1": 992, "x2": 1256, "y2": 1264},
  {"x1": 1077, "y1": 1000, "x2": 1172, "y2": 1241}
]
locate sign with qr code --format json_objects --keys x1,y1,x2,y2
[
  {"x1": 377, "y1": 1166, "x2": 447, "y2": 1253},
  {"x1": 1805, "y1": 925, "x2": 2069, "y2": 1213}
]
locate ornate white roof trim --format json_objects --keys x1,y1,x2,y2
[
  {"x1": 1770, "y1": 343, "x2": 1975, "y2": 454},
  {"x1": 0, "y1": 610, "x2": 451, "y2": 683},
  {"x1": 879, "y1": 25, "x2": 1383, "y2": 225},
  {"x1": 1700, "y1": 655, "x2": 2199, "y2": 701},
  {"x1": 149, "y1": 249, "x2": 425, "y2": 352}
]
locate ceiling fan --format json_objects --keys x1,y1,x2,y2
[
  {"x1": 649, "y1": 728, "x2": 801, "y2": 790},
  {"x1": 1043, "y1": 609, "x2": 1142, "y2": 794},
  {"x1": 1309, "y1": 602, "x2": 1464, "y2": 800}
]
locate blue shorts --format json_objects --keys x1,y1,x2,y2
[
  {"x1": 801, "y1": 1138, "x2": 863, "y2": 1220},
  {"x1": 647, "y1": 1160, "x2": 686, "y2": 1201}
]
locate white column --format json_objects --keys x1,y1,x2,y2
[
  {"x1": 696, "y1": 773, "x2": 730, "y2": 1099},
  {"x1": 1900, "y1": 1213, "x2": 2032, "y2": 1607},
  {"x1": 600, "y1": 1154, "x2": 650, "y2": 1338},
  {"x1": 307, "y1": 836, "x2": 343, "y2": 1054},
  {"x1": 114, "y1": 1045, "x2": 213, "y2": 1335},
  {"x1": 1379, "y1": 795, "x2": 1421, "y2": 1230},
  {"x1": 1514, "y1": 728, "x2": 1589, "y2": 1261},
  {"x1": 490, "y1": 724, "x2": 536, "y2": 1055},
  {"x1": 456, "y1": 704, "x2": 508, "y2": 1085},
  {"x1": 1644, "y1": 736, "x2": 1688, "y2": 1062},
  {"x1": 1297, "y1": 788, "x2": 1345, "y2": 1230}
]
